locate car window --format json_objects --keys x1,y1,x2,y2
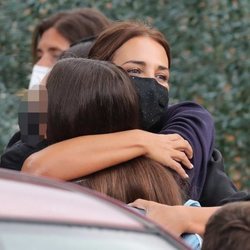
[{"x1": 0, "y1": 222, "x2": 181, "y2": 250}]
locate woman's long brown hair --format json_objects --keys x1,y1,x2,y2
[{"x1": 88, "y1": 21, "x2": 171, "y2": 67}]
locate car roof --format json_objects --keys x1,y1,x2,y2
[
  {"x1": 0, "y1": 169, "x2": 145, "y2": 229},
  {"x1": 0, "y1": 169, "x2": 189, "y2": 249}
]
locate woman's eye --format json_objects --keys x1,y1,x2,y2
[
  {"x1": 36, "y1": 53, "x2": 42, "y2": 61},
  {"x1": 156, "y1": 74, "x2": 168, "y2": 82},
  {"x1": 52, "y1": 53, "x2": 62, "y2": 60},
  {"x1": 156, "y1": 75, "x2": 169, "y2": 85},
  {"x1": 126, "y1": 68, "x2": 141, "y2": 75},
  {"x1": 156, "y1": 75, "x2": 170, "y2": 88}
]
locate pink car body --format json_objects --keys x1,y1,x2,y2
[{"x1": 0, "y1": 169, "x2": 189, "y2": 250}]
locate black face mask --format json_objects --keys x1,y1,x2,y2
[{"x1": 131, "y1": 76, "x2": 169, "y2": 130}]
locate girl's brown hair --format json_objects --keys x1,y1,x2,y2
[
  {"x1": 46, "y1": 58, "x2": 139, "y2": 142},
  {"x1": 77, "y1": 157, "x2": 185, "y2": 205},
  {"x1": 88, "y1": 21, "x2": 171, "y2": 67}
]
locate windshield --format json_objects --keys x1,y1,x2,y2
[{"x1": 0, "y1": 221, "x2": 180, "y2": 250}]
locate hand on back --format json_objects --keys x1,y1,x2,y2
[{"x1": 144, "y1": 133, "x2": 193, "y2": 178}]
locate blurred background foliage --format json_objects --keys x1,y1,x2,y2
[{"x1": 0, "y1": 0, "x2": 249, "y2": 190}]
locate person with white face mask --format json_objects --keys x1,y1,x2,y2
[
  {"x1": 27, "y1": 8, "x2": 110, "y2": 89},
  {"x1": 0, "y1": 8, "x2": 110, "y2": 150},
  {"x1": 28, "y1": 65, "x2": 51, "y2": 89}
]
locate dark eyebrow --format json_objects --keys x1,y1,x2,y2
[
  {"x1": 122, "y1": 60, "x2": 169, "y2": 71},
  {"x1": 48, "y1": 47, "x2": 64, "y2": 52},
  {"x1": 121, "y1": 60, "x2": 146, "y2": 66},
  {"x1": 36, "y1": 47, "x2": 64, "y2": 53},
  {"x1": 158, "y1": 65, "x2": 169, "y2": 71}
]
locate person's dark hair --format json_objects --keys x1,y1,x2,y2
[
  {"x1": 46, "y1": 58, "x2": 187, "y2": 206},
  {"x1": 59, "y1": 40, "x2": 94, "y2": 60},
  {"x1": 32, "y1": 8, "x2": 110, "y2": 64},
  {"x1": 46, "y1": 58, "x2": 139, "y2": 142},
  {"x1": 88, "y1": 21, "x2": 171, "y2": 67},
  {"x1": 202, "y1": 202, "x2": 250, "y2": 250}
]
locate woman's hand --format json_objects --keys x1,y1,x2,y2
[
  {"x1": 129, "y1": 199, "x2": 188, "y2": 236},
  {"x1": 130, "y1": 198, "x2": 219, "y2": 236},
  {"x1": 143, "y1": 133, "x2": 193, "y2": 178}
]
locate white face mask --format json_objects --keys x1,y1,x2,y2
[{"x1": 28, "y1": 65, "x2": 51, "y2": 89}]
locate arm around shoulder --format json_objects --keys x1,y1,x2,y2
[
  {"x1": 21, "y1": 130, "x2": 148, "y2": 179},
  {"x1": 21, "y1": 128, "x2": 195, "y2": 180}
]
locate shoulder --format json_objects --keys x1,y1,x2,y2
[
  {"x1": 219, "y1": 191, "x2": 250, "y2": 205},
  {"x1": 165, "y1": 101, "x2": 214, "y2": 124},
  {"x1": 168, "y1": 101, "x2": 211, "y2": 115},
  {"x1": 5, "y1": 131, "x2": 21, "y2": 149},
  {"x1": 0, "y1": 140, "x2": 48, "y2": 171}
]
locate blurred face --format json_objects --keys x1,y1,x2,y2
[
  {"x1": 36, "y1": 27, "x2": 70, "y2": 67},
  {"x1": 19, "y1": 84, "x2": 48, "y2": 144},
  {"x1": 112, "y1": 36, "x2": 170, "y2": 89}
]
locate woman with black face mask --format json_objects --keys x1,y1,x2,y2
[{"x1": 2, "y1": 21, "x2": 243, "y2": 206}]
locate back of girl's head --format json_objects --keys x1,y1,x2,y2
[
  {"x1": 32, "y1": 8, "x2": 110, "y2": 63},
  {"x1": 202, "y1": 202, "x2": 250, "y2": 250},
  {"x1": 77, "y1": 156, "x2": 185, "y2": 205},
  {"x1": 46, "y1": 58, "x2": 139, "y2": 143},
  {"x1": 88, "y1": 21, "x2": 171, "y2": 67}
]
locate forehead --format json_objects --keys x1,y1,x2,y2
[
  {"x1": 113, "y1": 36, "x2": 169, "y2": 68},
  {"x1": 37, "y1": 27, "x2": 70, "y2": 50}
]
